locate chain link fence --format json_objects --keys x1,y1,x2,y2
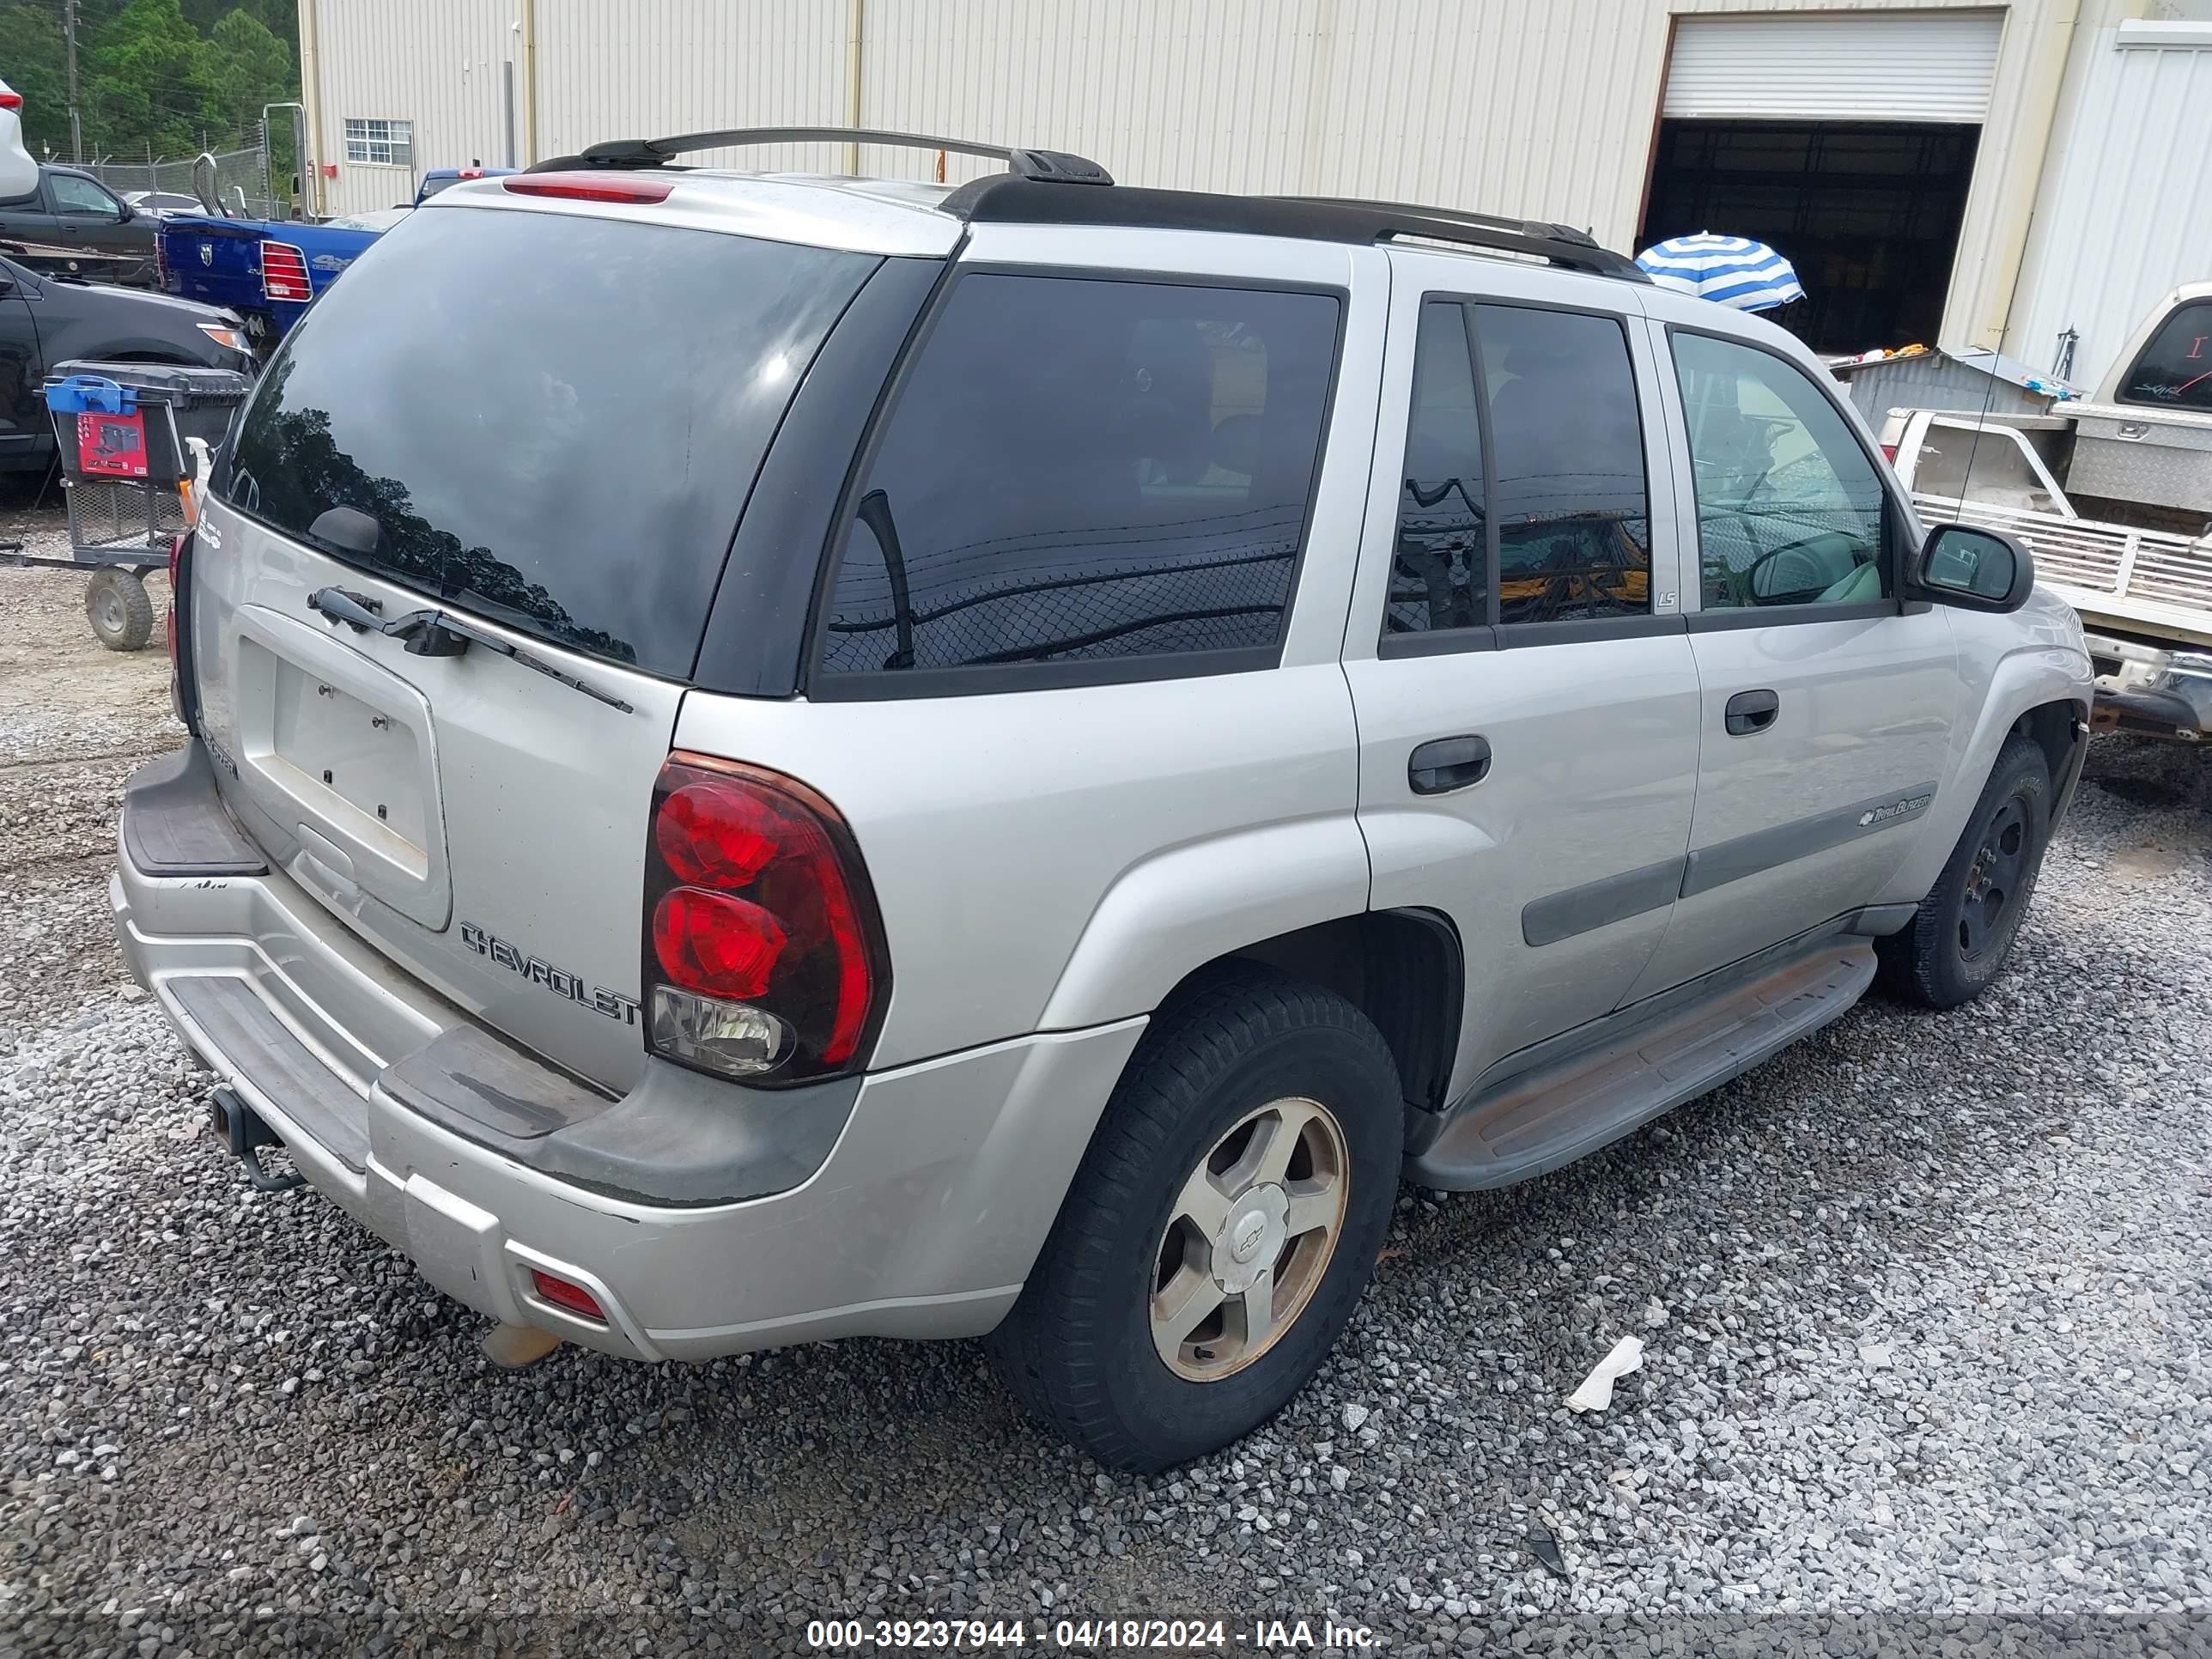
[{"x1": 82, "y1": 133, "x2": 285, "y2": 221}]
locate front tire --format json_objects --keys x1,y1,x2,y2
[
  {"x1": 988, "y1": 969, "x2": 1402, "y2": 1473},
  {"x1": 1877, "y1": 732, "x2": 2051, "y2": 1009}
]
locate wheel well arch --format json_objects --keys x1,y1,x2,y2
[
  {"x1": 1156, "y1": 908, "x2": 1462, "y2": 1119},
  {"x1": 2014, "y1": 697, "x2": 2083, "y2": 790}
]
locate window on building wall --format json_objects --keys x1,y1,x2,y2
[{"x1": 343, "y1": 118, "x2": 413, "y2": 168}]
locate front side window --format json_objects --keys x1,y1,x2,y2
[
  {"x1": 1475, "y1": 305, "x2": 1650, "y2": 626},
  {"x1": 2116, "y1": 301, "x2": 2212, "y2": 412},
  {"x1": 817, "y1": 274, "x2": 1340, "y2": 680},
  {"x1": 50, "y1": 174, "x2": 119, "y2": 216},
  {"x1": 1673, "y1": 331, "x2": 1888, "y2": 611},
  {"x1": 344, "y1": 118, "x2": 414, "y2": 168},
  {"x1": 1386, "y1": 301, "x2": 1488, "y2": 635}
]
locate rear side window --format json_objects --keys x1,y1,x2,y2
[
  {"x1": 2116, "y1": 300, "x2": 2212, "y2": 411},
  {"x1": 817, "y1": 273, "x2": 1340, "y2": 682},
  {"x1": 1474, "y1": 305, "x2": 1650, "y2": 626},
  {"x1": 222, "y1": 207, "x2": 876, "y2": 677}
]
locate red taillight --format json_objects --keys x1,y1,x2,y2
[
  {"x1": 642, "y1": 756, "x2": 887, "y2": 1083},
  {"x1": 528, "y1": 1269, "x2": 605, "y2": 1322},
  {"x1": 652, "y1": 887, "x2": 787, "y2": 999},
  {"x1": 259, "y1": 240, "x2": 311, "y2": 302},
  {"x1": 1881, "y1": 443, "x2": 1899, "y2": 462},
  {"x1": 0, "y1": 92, "x2": 21, "y2": 111},
  {"x1": 656, "y1": 780, "x2": 782, "y2": 887},
  {"x1": 502, "y1": 172, "x2": 673, "y2": 205}
]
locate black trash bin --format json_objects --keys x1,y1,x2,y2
[{"x1": 45, "y1": 359, "x2": 255, "y2": 484}]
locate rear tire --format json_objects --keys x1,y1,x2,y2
[
  {"x1": 988, "y1": 968, "x2": 1402, "y2": 1473},
  {"x1": 1877, "y1": 733, "x2": 2051, "y2": 1009},
  {"x1": 86, "y1": 568, "x2": 155, "y2": 652}
]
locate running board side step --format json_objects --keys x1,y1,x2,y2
[{"x1": 1407, "y1": 939, "x2": 1875, "y2": 1191}]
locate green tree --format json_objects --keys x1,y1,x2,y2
[
  {"x1": 85, "y1": 0, "x2": 225, "y2": 160},
  {"x1": 204, "y1": 9, "x2": 292, "y2": 135},
  {"x1": 1, "y1": 0, "x2": 297, "y2": 164},
  {"x1": 181, "y1": 0, "x2": 292, "y2": 40},
  {"x1": 0, "y1": 2, "x2": 75, "y2": 159}
]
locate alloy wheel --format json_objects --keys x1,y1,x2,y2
[{"x1": 1149, "y1": 1096, "x2": 1350, "y2": 1382}]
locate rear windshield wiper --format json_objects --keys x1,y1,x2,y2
[{"x1": 307, "y1": 586, "x2": 634, "y2": 714}]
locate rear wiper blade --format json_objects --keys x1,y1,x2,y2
[{"x1": 307, "y1": 586, "x2": 634, "y2": 714}]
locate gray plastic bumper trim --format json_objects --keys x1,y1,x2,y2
[{"x1": 120, "y1": 744, "x2": 268, "y2": 877}]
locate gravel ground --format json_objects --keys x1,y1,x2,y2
[{"x1": 1, "y1": 540, "x2": 2209, "y2": 1656}]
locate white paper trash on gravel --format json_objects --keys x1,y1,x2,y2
[{"x1": 1567, "y1": 1336, "x2": 1645, "y2": 1413}]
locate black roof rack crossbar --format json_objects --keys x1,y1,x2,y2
[
  {"x1": 530, "y1": 126, "x2": 1113, "y2": 186},
  {"x1": 942, "y1": 177, "x2": 1648, "y2": 281}
]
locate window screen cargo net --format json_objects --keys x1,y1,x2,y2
[{"x1": 221, "y1": 206, "x2": 875, "y2": 678}]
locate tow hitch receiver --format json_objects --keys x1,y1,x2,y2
[{"x1": 208, "y1": 1085, "x2": 305, "y2": 1193}]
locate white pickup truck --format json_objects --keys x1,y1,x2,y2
[{"x1": 1882, "y1": 283, "x2": 2212, "y2": 744}]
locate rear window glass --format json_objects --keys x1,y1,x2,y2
[
  {"x1": 2116, "y1": 301, "x2": 2212, "y2": 411},
  {"x1": 222, "y1": 206, "x2": 876, "y2": 677},
  {"x1": 817, "y1": 273, "x2": 1339, "y2": 679}
]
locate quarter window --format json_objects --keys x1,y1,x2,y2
[
  {"x1": 818, "y1": 274, "x2": 1340, "y2": 680},
  {"x1": 1386, "y1": 301, "x2": 1488, "y2": 635},
  {"x1": 1672, "y1": 331, "x2": 1888, "y2": 610},
  {"x1": 343, "y1": 118, "x2": 414, "y2": 168}
]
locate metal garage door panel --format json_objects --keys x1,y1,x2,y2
[{"x1": 1664, "y1": 13, "x2": 2003, "y2": 123}]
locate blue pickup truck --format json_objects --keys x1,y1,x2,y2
[{"x1": 158, "y1": 167, "x2": 514, "y2": 350}]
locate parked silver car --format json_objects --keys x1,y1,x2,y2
[{"x1": 114, "y1": 130, "x2": 2093, "y2": 1472}]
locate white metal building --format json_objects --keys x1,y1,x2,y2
[{"x1": 295, "y1": 0, "x2": 2212, "y2": 389}]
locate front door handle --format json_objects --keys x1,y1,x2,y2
[
  {"x1": 1409, "y1": 734, "x2": 1491, "y2": 794},
  {"x1": 1725, "y1": 689, "x2": 1780, "y2": 736}
]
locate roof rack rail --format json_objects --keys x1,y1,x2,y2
[
  {"x1": 529, "y1": 126, "x2": 1113, "y2": 186},
  {"x1": 1279, "y1": 195, "x2": 1602, "y2": 250},
  {"x1": 940, "y1": 178, "x2": 1648, "y2": 282}
]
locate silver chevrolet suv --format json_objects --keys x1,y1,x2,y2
[{"x1": 115, "y1": 129, "x2": 2093, "y2": 1473}]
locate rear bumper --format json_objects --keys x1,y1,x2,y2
[
  {"x1": 114, "y1": 745, "x2": 1146, "y2": 1361},
  {"x1": 2082, "y1": 632, "x2": 2212, "y2": 741}
]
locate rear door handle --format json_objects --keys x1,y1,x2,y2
[
  {"x1": 1409, "y1": 734, "x2": 1491, "y2": 794},
  {"x1": 1725, "y1": 689, "x2": 1780, "y2": 736}
]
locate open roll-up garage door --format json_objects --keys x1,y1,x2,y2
[
  {"x1": 1664, "y1": 13, "x2": 2003, "y2": 123},
  {"x1": 1644, "y1": 12, "x2": 2004, "y2": 353}
]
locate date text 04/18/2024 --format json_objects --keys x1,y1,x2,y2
[{"x1": 802, "y1": 1618, "x2": 1377, "y2": 1650}]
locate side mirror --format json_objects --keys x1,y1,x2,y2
[
  {"x1": 0, "y1": 275, "x2": 13, "y2": 297},
  {"x1": 1909, "y1": 522, "x2": 2035, "y2": 612}
]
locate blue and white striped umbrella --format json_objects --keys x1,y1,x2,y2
[{"x1": 1634, "y1": 234, "x2": 1804, "y2": 313}]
